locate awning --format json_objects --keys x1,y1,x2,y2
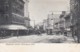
[{"x1": 0, "y1": 25, "x2": 28, "y2": 30}]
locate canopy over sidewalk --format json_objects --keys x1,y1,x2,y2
[{"x1": 0, "y1": 25, "x2": 28, "y2": 30}]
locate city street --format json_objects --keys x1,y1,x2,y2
[{"x1": 0, "y1": 34, "x2": 75, "y2": 43}]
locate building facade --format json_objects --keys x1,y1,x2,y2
[
  {"x1": 42, "y1": 13, "x2": 60, "y2": 35},
  {"x1": 59, "y1": 11, "x2": 66, "y2": 34},
  {"x1": 53, "y1": 14, "x2": 60, "y2": 34},
  {"x1": 0, "y1": 0, "x2": 31, "y2": 36},
  {"x1": 70, "y1": 0, "x2": 80, "y2": 42},
  {"x1": 0, "y1": 0, "x2": 25, "y2": 25},
  {"x1": 64, "y1": 13, "x2": 72, "y2": 36},
  {"x1": 46, "y1": 13, "x2": 54, "y2": 35},
  {"x1": 24, "y1": 17, "x2": 30, "y2": 28},
  {"x1": 23, "y1": 0, "x2": 30, "y2": 28},
  {"x1": 0, "y1": 0, "x2": 11, "y2": 25},
  {"x1": 23, "y1": 0, "x2": 29, "y2": 17},
  {"x1": 54, "y1": 22, "x2": 60, "y2": 34}
]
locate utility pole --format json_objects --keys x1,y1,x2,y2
[
  {"x1": 46, "y1": 14, "x2": 50, "y2": 34},
  {"x1": 33, "y1": 20, "x2": 35, "y2": 28}
]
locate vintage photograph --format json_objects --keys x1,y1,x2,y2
[{"x1": 0, "y1": 0, "x2": 79, "y2": 43}]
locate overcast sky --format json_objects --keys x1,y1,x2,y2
[{"x1": 28, "y1": 0, "x2": 70, "y2": 26}]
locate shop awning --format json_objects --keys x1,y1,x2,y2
[{"x1": 0, "y1": 25, "x2": 28, "y2": 30}]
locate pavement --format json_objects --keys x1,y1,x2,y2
[{"x1": 0, "y1": 33, "x2": 75, "y2": 43}]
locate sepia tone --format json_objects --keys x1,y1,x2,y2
[{"x1": 0, "y1": 0, "x2": 79, "y2": 43}]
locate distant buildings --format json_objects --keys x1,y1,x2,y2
[
  {"x1": 64, "y1": 13, "x2": 72, "y2": 36},
  {"x1": 42, "y1": 11, "x2": 72, "y2": 35},
  {"x1": 42, "y1": 13, "x2": 60, "y2": 35},
  {"x1": 46, "y1": 13, "x2": 54, "y2": 34},
  {"x1": 55, "y1": 11, "x2": 72, "y2": 36},
  {"x1": 54, "y1": 22, "x2": 60, "y2": 34},
  {"x1": 59, "y1": 11, "x2": 66, "y2": 34}
]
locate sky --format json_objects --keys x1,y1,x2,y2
[{"x1": 28, "y1": 0, "x2": 70, "y2": 26}]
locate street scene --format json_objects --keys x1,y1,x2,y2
[
  {"x1": 0, "y1": 34, "x2": 75, "y2": 43},
  {"x1": 0, "y1": 0, "x2": 79, "y2": 43}
]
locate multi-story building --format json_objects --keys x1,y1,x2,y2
[
  {"x1": 0, "y1": 0, "x2": 25, "y2": 25},
  {"x1": 54, "y1": 21, "x2": 60, "y2": 34},
  {"x1": 53, "y1": 15, "x2": 60, "y2": 34},
  {"x1": 59, "y1": 11, "x2": 66, "y2": 34},
  {"x1": 23, "y1": 0, "x2": 30, "y2": 28},
  {"x1": 0, "y1": 0, "x2": 30, "y2": 36},
  {"x1": 70, "y1": 0, "x2": 78, "y2": 27},
  {"x1": 23, "y1": 0, "x2": 29, "y2": 17},
  {"x1": 70, "y1": 0, "x2": 80, "y2": 42},
  {"x1": 46, "y1": 13, "x2": 54, "y2": 35},
  {"x1": 64, "y1": 13, "x2": 72, "y2": 36},
  {"x1": 43, "y1": 13, "x2": 60, "y2": 35}
]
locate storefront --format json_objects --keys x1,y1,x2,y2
[{"x1": 0, "y1": 24, "x2": 28, "y2": 37}]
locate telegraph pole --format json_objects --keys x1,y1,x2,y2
[{"x1": 33, "y1": 20, "x2": 35, "y2": 28}]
